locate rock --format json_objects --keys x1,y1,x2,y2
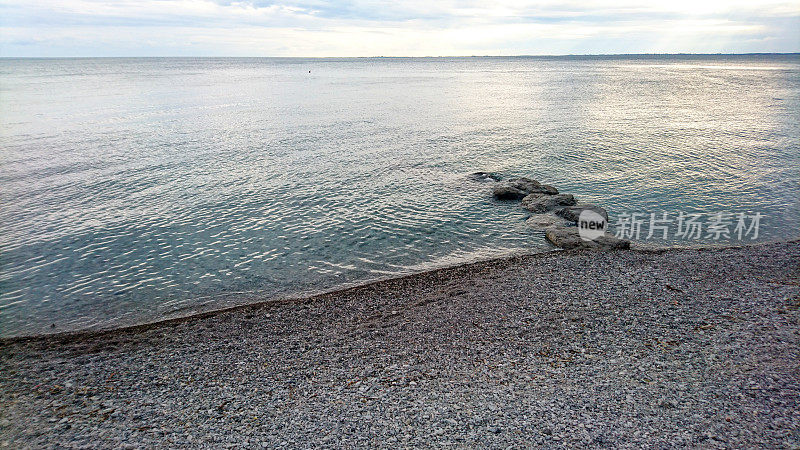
[
  {"x1": 526, "y1": 214, "x2": 571, "y2": 228},
  {"x1": 469, "y1": 171, "x2": 501, "y2": 182},
  {"x1": 544, "y1": 226, "x2": 630, "y2": 250},
  {"x1": 521, "y1": 193, "x2": 576, "y2": 213},
  {"x1": 555, "y1": 204, "x2": 609, "y2": 223},
  {"x1": 492, "y1": 177, "x2": 558, "y2": 200},
  {"x1": 492, "y1": 178, "x2": 537, "y2": 199},
  {"x1": 539, "y1": 184, "x2": 559, "y2": 195},
  {"x1": 492, "y1": 184, "x2": 527, "y2": 200}
]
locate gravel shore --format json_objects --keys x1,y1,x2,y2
[{"x1": 2, "y1": 242, "x2": 799, "y2": 448}]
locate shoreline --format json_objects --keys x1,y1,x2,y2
[
  {"x1": 2, "y1": 240, "x2": 798, "y2": 447},
  {"x1": 2, "y1": 239, "x2": 795, "y2": 345},
  {"x1": 0, "y1": 246, "x2": 544, "y2": 345},
  {"x1": 2, "y1": 239, "x2": 796, "y2": 345}
]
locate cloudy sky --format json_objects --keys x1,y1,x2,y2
[{"x1": 1, "y1": 0, "x2": 798, "y2": 57}]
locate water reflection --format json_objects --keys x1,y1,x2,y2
[{"x1": 0, "y1": 55, "x2": 798, "y2": 336}]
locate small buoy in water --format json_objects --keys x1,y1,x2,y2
[
  {"x1": 51, "y1": 323, "x2": 55, "y2": 328},
  {"x1": 308, "y1": 70, "x2": 311, "y2": 73}
]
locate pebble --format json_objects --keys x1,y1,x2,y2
[{"x1": 1, "y1": 242, "x2": 798, "y2": 448}]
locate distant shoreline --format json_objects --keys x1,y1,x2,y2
[{"x1": 2, "y1": 53, "x2": 799, "y2": 60}]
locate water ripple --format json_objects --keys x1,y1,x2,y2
[{"x1": 1, "y1": 55, "x2": 799, "y2": 336}]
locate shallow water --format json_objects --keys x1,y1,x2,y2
[{"x1": 1, "y1": 55, "x2": 799, "y2": 337}]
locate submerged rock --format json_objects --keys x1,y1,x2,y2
[
  {"x1": 555, "y1": 204, "x2": 609, "y2": 223},
  {"x1": 492, "y1": 177, "x2": 558, "y2": 200},
  {"x1": 521, "y1": 193, "x2": 576, "y2": 213},
  {"x1": 469, "y1": 171, "x2": 502, "y2": 182},
  {"x1": 526, "y1": 214, "x2": 571, "y2": 228},
  {"x1": 545, "y1": 226, "x2": 630, "y2": 250}
]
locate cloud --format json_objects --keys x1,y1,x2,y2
[{"x1": 0, "y1": 0, "x2": 798, "y2": 56}]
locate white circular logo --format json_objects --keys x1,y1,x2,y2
[{"x1": 578, "y1": 209, "x2": 607, "y2": 241}]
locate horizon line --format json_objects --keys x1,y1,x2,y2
[{"x1": 2, "y1": 52, "x2": 799, "y2": 59}]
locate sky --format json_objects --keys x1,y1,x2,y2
[{"x1": 1, "y1": 0, "x2": 799, "y2": 57}]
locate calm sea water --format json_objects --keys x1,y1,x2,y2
[{"x1": 1, "y1": 55, "x2": 799, "y2": 337}]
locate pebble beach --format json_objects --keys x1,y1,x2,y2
[{"x1": 1, "y1": 241, "x2": 799, "y2": 448}]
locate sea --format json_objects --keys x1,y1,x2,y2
[{"x1": 1, "y1": 55, "x2": 798, "y2": 337}]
